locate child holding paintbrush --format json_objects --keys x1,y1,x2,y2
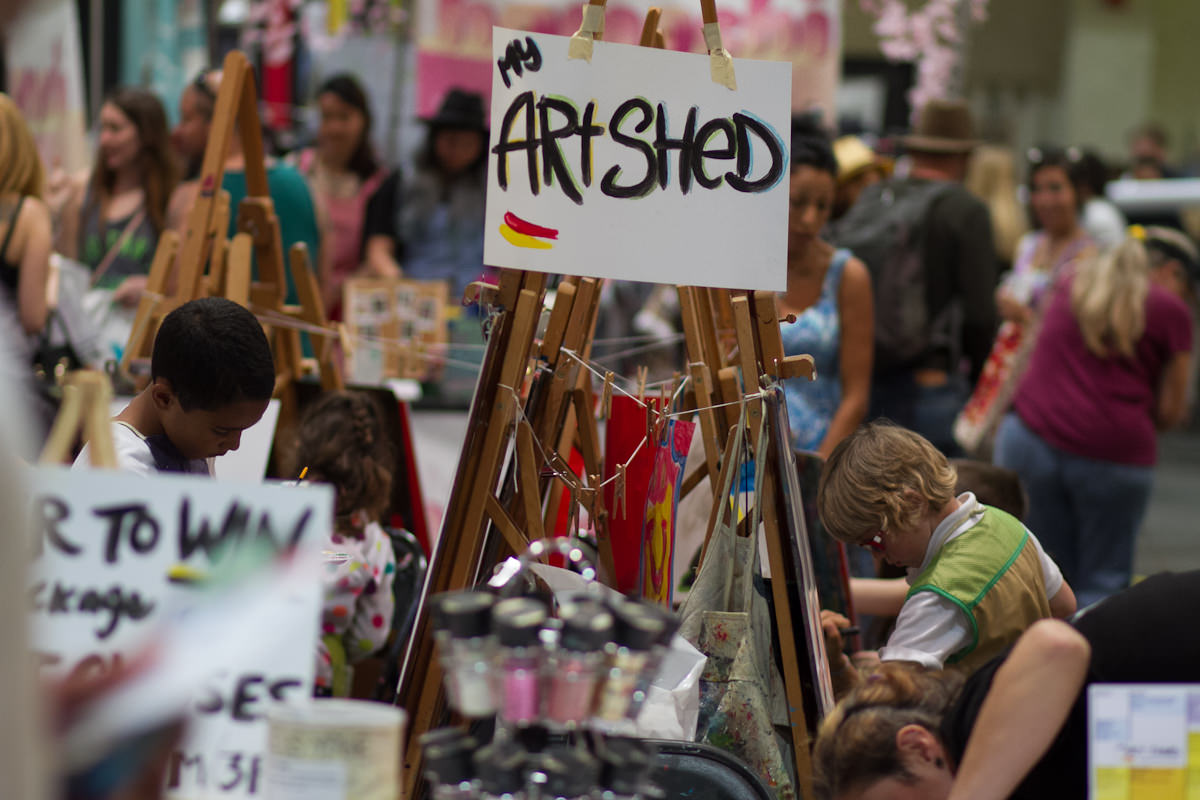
[{"x1": 291, "y1": 391, "x2": 397, "y2": 695}]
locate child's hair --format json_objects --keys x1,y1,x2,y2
[
  {"x1": 292, "y1": 391, "x2": 393, "y2": 532},
  {"x1": 1071, "y1": 237, "x2": 1149, "y2": 359},
  {"x1": 951, "y1": 459, "x2": 1028, "y2": 520},
  {"x1": 818, "y1": 421, "x2": 957, "y2": 545},
  {"x1": 151, "y1": 297, "x2": 275, "y2": 411},
  {"x1": 813, "y1": 662, "x2": 963, "y2": 800}
]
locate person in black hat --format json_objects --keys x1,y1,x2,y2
[{"x1": 362, "y1": 88, "x2": 491, "y2": 299}]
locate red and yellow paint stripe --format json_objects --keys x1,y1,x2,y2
[{"x1": 500, "y1": 211, "x2": 558, "y2": 250}]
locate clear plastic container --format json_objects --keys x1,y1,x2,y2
[
  {"x1": 594, "y1": 600, "x2": 665, "y2": 722},
  {"x1": 475, "y1": 743, "x2": 527, "y2": 800},
  {"x1": 545, "y1": 599, "x2": 613, "y2": 728},
  {"x1": 432, "y1": 591, "x2": 498, "y2": 718},
  {"x1": 596, "y1": 737, "x2": 652, "y2": 800},
  {"x1": 538, "y1": 746, "x2": 600, "y2": 800},
  {"x1": 490, "y1": 597, "x2": 548, "y2": 726},
  {"x1": 421, "y1": 728, "x2": 480, "y2": 800}
]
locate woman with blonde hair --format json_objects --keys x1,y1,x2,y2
[
  {"x1": 965, "y1": 145, "x2": 1027, "y2": 270},
  {"x1": 0, "y1": 93, "x2": 53, "y2": 336},
  {"x1": 994, "y1": 234, "x2": 1193, "y2": 606}
]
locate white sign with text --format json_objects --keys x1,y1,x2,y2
[
  {"x1": 28, "y1": 467, "x2": 332, "y2": 799},
  {"x1": 484, "y1": 28, "x2": 791, "y2": 290}
]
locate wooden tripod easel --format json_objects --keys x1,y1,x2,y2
[
  {"x1": 40, "y1": 371, "x2": 117, "y2": 468},
  {"x1": 632, "y1": 6, "x2": 824, "y2": 790},
  {"x1": 396, "y1": 268, "x2": 623, "y2": 799},
  {"x1": 396, "y1": 7, "x2": 829, "y2": 798},
  {"x1": 121, "y1": 51, "x2": 342, "y2": 419}
]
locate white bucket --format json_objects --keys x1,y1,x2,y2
[{"x1": 264, "y1": 699, "x2": 407, "y2": 800}]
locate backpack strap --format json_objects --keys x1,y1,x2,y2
[{"x1": 0, "y1": 195, "x2": 26, "y2": 264}]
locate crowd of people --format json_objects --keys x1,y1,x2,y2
[
  {"x1": 785, "y1": 100, "x2": 1198, "y2": 800},
  {"x1": 0, "y1": 70, "x2": 493, "y2": 416},
  {"x1": 2, "y1": 58, "x2": 1199, "y2": 799}
]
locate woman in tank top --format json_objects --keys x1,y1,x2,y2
[
  {"x1": 0, "y1": 93, "x2": 52, "y2": 337},
  {"x1": 779, "y1": 120, "x2": 874, "y2": 457},
  {"x1": 58, "y1": 88, "x2": 179, "y2": 305}
]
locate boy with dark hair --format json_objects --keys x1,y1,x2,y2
[{"x1": 75, "y1": 297, "x2": 275, "y2": 474}]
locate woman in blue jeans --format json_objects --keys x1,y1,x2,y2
[{"x1": 994, "y1": 232, "x2": 1193, "y2": 607}]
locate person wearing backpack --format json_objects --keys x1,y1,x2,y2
[{"x1": 833, "y1": 100, "x2": 998, "y2": 456}]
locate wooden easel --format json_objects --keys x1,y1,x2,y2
[
  {"x1": 629, "y1": 6, "x2": 823, "y2": 789},
  {"x1": 40, "y1": 371, "x2": 117, "y2": 468},
  {"x1": 395, "y1": 269, "x2": 624, "y2": 799},
  {"x1": 121, "y1": 51, "x2": 342, "y2": 420},
  {"x1": 396, "y1": 9, "x2": 828, "y2": 798}
]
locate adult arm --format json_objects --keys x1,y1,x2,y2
[
  {"x1": 816, "y1": 256, "x2": 873, "y2": 459},
  {"x1": 946, "y1": 619, "x2": 1090, "y2": 800},
  {"x1": 15, "y1": 197, "x2": 52, "y2": 335},
  {"x1": 364, "y1": 235, "x2": 402, "y2": 279},
  {"x1": 1156, "y1": 351, "x2": 1192, "y2": 429}
]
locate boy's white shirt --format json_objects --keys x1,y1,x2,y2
[
  {"x1": 878, "y1": 492, "x2": 1064, "y2": 670},
  {"x1": 73, "y1": 421, "x2": 215, "y2": 476}
]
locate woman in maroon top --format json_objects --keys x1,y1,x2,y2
[{"x1": 994, "y1": 233, "x2": 1193, "y2": 606}]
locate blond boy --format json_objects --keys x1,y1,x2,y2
[{"x1": 818, "y1": 422, "x2": 1076, "y2": 680}]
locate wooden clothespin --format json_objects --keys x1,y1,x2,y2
[
  {"x1": 636, "y1": 365, "x2": 649, "y2": 402},
  {"x1": 615, "y1": 462, "x2": 628, "y2": 519},
  {"x1": 600, "y1": 370, "x2": 614, "y2": 420},
  {"x1": 669, "y1": 371, "x2": 682, "y2": 406},
  {"x1": 700, "y1": 0, "x2": 736, "y2": 90},
  {"x1": 569, "y1": 0, "x2": 608, "y2": 61},
  {"x1": 645, "y1": 396, "x2": 655, "y2": 447},
  {"x1": 639, "y1": 7, "x2": 661, "y2": 47}
]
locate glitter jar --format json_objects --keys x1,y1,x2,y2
[
  {"x1": 544, "y1": 599, "x2": 613, "y2": 728},
  {"x1": 490, "y1": 597, "x2": 548, "y2": 726},
  {"x1": 421, "y1": 728, "x2": 480, "y2": 800},
  {"x1": 596, "y1": 737, "x2": 652, "y2": 800},
  {"x1": 593, "y1": 600, "x2": 666, "y2": 722},
  {"x1": 432, "y1": 591, "x2": 498, "y2": 718},
  {"x1": 475, "y1": 743, "x2": 527, "y2": 800},
  {"x1": 538, "y1": 746, "x2": 600, "y2": 800}
]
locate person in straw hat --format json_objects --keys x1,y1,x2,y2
[
  {"x1": 831, "y1": 135, "x2": 891, "y2": 221},
  {"x1": 833, "y1": 99, "x2": 999, "y2": 457}
]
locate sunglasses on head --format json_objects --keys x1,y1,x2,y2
[{"x1": 859, "y1": 531, "x2": 886, "y2": 554}]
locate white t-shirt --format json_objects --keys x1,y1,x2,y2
[
  {"x1": 73, "y1": 421, "x2": 213, "y2": 475},
  {"x1": 878, "y1": 493, "x2": 1064, "y2": 669}
]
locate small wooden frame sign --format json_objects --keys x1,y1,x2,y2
[{"x1": 342, "y1": 277, "x2": 450, "y2": 384}]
